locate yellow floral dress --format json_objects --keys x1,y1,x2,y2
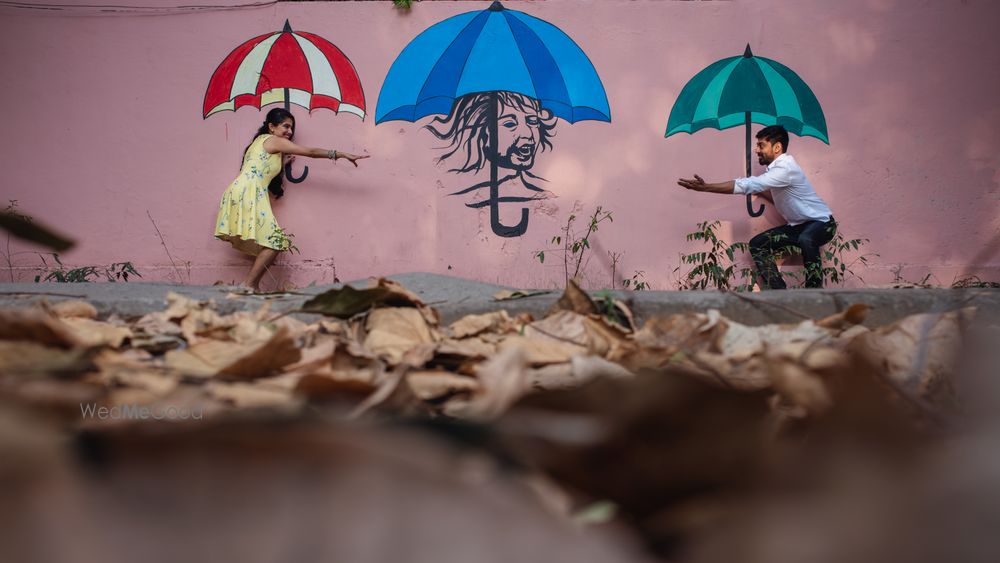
[{"x1": 214, "y1": 134, "x2": 290, "y2": 255}]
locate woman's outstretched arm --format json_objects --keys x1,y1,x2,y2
[{"x1": 263, "y1": 136, "x2": 369, "y2": 167}]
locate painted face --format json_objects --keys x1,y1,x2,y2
[
  {"x1": 493, "y1": 102, "x2": 541, "y2": 171},
  {"x1": 269, "y1": 118, "x2": 294, "y2": 140},
  {"x1": 755, "y1": 138, "x2": 781, "y2": 165}
]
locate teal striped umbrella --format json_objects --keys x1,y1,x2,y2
[{"x1": 666, "y1": 45, "x2": 828, "y2": 216}]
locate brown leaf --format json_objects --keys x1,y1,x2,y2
[
  {"x1": 92, "y1": 351, "x2": 178, "y2": 396},
  {"x1": 768, "y1": 356, "x2": 833, "y2": 415},
  {"x1": 436, "y1": 338, "x2": 497, "y2": 359},
  {"x1": 582, "y1": 316, "x2": 636, "y2": 360},
  {"x1": 46, "y1": 300, "x2": 97, "y2": 319},
  {"x1": 816, "y1": 303, "x2": 871, "y2": 329},
  {"x1": 364, "y1": 307, "x2": 437, "y2": 365},
  {"x1": 715, "y1": 316, "x2": 834, "y2": 362},
  {"x1": 217, "y1": 327, "x2": 301, "y2": 381},
  {"x1": 498, "y1": 335, "x2": 587, "y2": 366},
  {"x1": 458, "y1": 346, "x2": 531, "y2": 420},
  {"x1": 547, "y1": 279, "x2": 598, "y2": 316},
  {"x1": 349, "y1": 365, "x2": 431, "y2": 419},
  {"x1": 163, "y1": 291, "x2": 211, "y2": 321},
  {"x1": 526, "y1": 355, "x2": 631, "y2": 391},
  {"x1": 205, "y1": 381, "x2": 300, "y2": 410},
  {"x1": 633, "y1": 313, "x2": 717, "y2": 354},
  {"x1": 163, "y1": 343, "x2": 230, "y2": 378},
  {"x1": 0, "y1": 309, "x2": 80, "y2": 348},
  {"x1": 294, "y1": 372, "x2": 377, "y2": 403},
  {"x1": 525, "y1": 311, "x2": 589, "y2": 347},
  {"x1": 850, "y1": 308, "x2": 973, "y2": 405},
  {"x1": 162, "y1": 327, "x2": 300, "y2": 380},
  {"x1": 449, "y1": 310, "x2": 513, "y2": 339},
  {"x1": 133, "y1": 310, "x2": 182, "y2": 336},
  {"x1": 178, "y1": 307, "x2": 226, "y2": 346},
  {"x1": 60, "y1": 318, "x2": 132, "y2": 348},
  {"x1": 0, "y1": 341, "x2": 96, "y2": 377},
  {"x1": 407, "y1": 370, "x2": 481, "y2": 401}
]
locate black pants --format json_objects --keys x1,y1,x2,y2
[{"x1": 749, "y1": 217, "x2": 836, "y2": 289}]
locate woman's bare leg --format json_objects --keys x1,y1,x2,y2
[{"x1": 241, "y1": 248, "x2": 279, "y2": 292}]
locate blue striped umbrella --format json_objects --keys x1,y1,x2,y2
[{"x1": 666, "y1": 45, "x2": 828, "y2": 216}]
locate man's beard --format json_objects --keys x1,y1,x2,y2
[{"x1": 493, "y1": 143, "x2": 536, "y2": 171}]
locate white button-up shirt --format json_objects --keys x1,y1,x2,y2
[{"x1": 733, "y1": 153, "x2": 833, "y2": 226}]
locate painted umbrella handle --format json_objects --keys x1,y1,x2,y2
[
  {"x1": 284, "y1": 162, "x2": 308, "y2": 184},
  {"x1": 746, "y1": 194, "x2": 765, "y2": 217},
  {"x1": 491, "y1": 204, "x2": 529, "y2": 238}
]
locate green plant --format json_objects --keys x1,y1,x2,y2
[
  {"x1": 2, "y1": 200, "x2": 32, "y2": 282},
  {"x1": 592, "y1": 288, "x2": 630, "y2": 328},
  {"x1": 267, "y1": 226, "x2": 299, "y2": 254},
  {"x1": 677, "y1": 221, "x2": 874, "y2": 290},
  {"x1": 675, "y1": 221, "x2": 755, "y2": 291},
  {"x1": 34, "y1": 253, "x2": 140, "y2": 283},
  {"x1": 534, "y1": 205, "x2": 613, "y2": 286},
  {"x1": 608, "y1": 251, "x2": 649, "y2": 291},
  {"x1": 392, "y1": 0, "x2": 413, "y2": 9},
  {"x1": 622, "y1": 270, "x2": 649, "y2": 291},
  {"x1": 799, "y1": 230, "x2": 874, "y2": 287}
]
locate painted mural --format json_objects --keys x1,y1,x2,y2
[
  {"x1": 665, "y1": 44, "x2": 829, "y2": 217},
  {"x1": 375, "y1": 0, "x2": 610, "y2": 238},
  {"x1": 203, "y1": 20, "x2": 366, "y2": 183}
]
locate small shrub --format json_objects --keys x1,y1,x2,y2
[{"x1": 34, "y1": 253, "x2": 140, "y2": 283}]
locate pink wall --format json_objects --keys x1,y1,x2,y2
[{"x1": 2, "y1": 0, "x2": 998, "y2": 289}]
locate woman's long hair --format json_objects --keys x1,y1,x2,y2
[{"x1": 242, "y1": 107, "x2": 295, "y2": 198}]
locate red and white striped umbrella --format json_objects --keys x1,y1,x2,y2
[{"x1": 203, "y1": 20, "x2": 365, "y2": 119}]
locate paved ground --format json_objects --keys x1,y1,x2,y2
[{"x1": 1, "y1": 272, "x2": 997, "y2": 326}]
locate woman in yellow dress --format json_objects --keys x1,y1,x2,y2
[{"x1": 215, "y1": 108, "x2": 367, "y2": 292}]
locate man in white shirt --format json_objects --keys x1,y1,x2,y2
[{"x1": 677, "y1": 125, "x2": 836, "y2": 289}]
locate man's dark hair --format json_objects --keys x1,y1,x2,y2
[
  {"x1": 425, "y1": 91, "x2": 556, "y2": 173},
  {"x1": 756, "y1": 125, "x2": 790, "y2": 153}
]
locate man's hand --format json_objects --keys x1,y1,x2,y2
[
  {"x1": 677, "y1": 175, "x2": 736, "y2": 194},
  {"x1": 678, "y1": 174, "x2": 708, "y2": 192}
]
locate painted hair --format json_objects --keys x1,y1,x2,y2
[
  {"x1": 242, "y1": 107, "x2": 295, "y2": 198},
  {"x1": 424, "y1": 92, "x2": 556, "y2": 173},
  {"x1": 757, "y1": 124, "x2": 790, "y2": 153}
]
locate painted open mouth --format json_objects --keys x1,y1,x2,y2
[{"x1": 515, "y1": 144, "x2": 535, "y2": 158}]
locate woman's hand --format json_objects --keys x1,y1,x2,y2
[{"x1": 333, "y1": 152, "x2": 370, "y2": 168}]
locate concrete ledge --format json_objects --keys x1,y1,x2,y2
[{"x1": 1, "y1": 272, "x2": 997, "y2": 326}]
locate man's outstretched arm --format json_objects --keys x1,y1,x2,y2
[{"x1": 677, "y1": 174, "x2": 735, "y2": 194}]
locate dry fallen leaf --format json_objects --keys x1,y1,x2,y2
[
  {"x1": 850, "y1": 307, "x2": 974, "y2": 406},
  {"x1": 498, "y1": 335, "x2": 587, "y2": 366},
  {"x1": 458, "y1": 346, "x2": 531, "y2": 420},
  {"x1": 449, "y1": 310, "x2": 513, "y2": 339},
  {"x1": 0, "y1": 309, "x2": 80, "y2": 349},
  {"x1": 46, "y1": 300, "x2": 98, "y2": 319},
  {"x1": 364, "y1": 307, "x2": 438, "y2": 365},
  {"x1": 205, "y1": 381, "x2": 300, "y2": 410},
  {"x1": 547, "y1": 279, "x2": 598, "y2": 316},
  {"x1": 768, "y1": 356, "x2": 833, "y2": 416},
  {"x1": 217, "y1": 327, "x2": 301, "y2": 381},
  {"x1": 0, "y1": 341, "x2": 96, "y2": 378},
  {"x1": 407, "y1": 370, "x2": 481, "y2": 402},
  {"x1": 61, "y1": 317, "x2": 133, "y2": 348}
]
